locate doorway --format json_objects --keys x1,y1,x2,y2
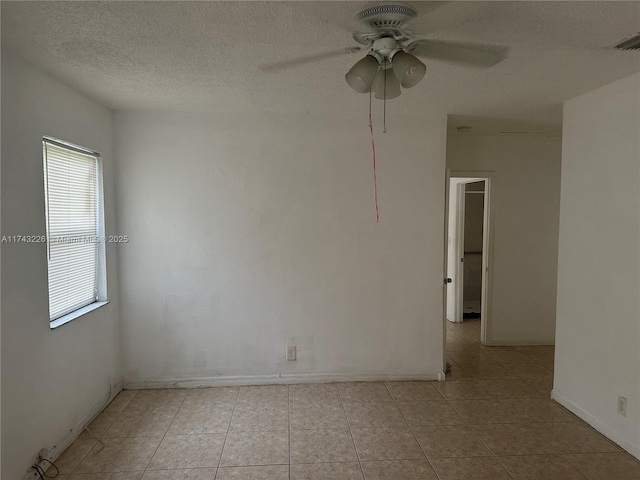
[{"x1": 445, "y1": 173, "x2": 493, "y2": 345}]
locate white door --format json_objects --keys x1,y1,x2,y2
[{"x1": 445, "y1": 173, "x2": 493, "y2": 346}]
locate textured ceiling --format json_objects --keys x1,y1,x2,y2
[{"x1": 2, "y1": 1, "x2": 639, "y2": 124}]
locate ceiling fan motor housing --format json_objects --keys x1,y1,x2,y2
[
  {"x1": 354, "y1": 4, "x2": 418, "y2": 30},
  {"x1": 353, "y1": 4, "x2": 419, "y2": 48}
]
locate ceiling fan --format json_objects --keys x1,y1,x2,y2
[{"x1": 260, "y1": 3, "x2": 508, "y2": 100}]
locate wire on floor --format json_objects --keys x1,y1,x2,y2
[
  {"x1": 36, "y1": 458, "x2": 59, "y2": 478},
  {"x1": 30, "y1": 465, "x2": 46, "y2": 479}
]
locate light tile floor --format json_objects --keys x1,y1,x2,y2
[{"x1": 50, "y1": 318, "x2": 639, "y2": 479}]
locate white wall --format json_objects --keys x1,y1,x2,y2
[
  {"x1": 553, "y1": 73, "x2": 640, "y2": 458},
  {"x1": 1, "y1": 52, "x2": 121, "y2": 479},
  {"x1": 114, "y1": 111, "x2": 447, "y2": 387},
  {"x1": 447, "y1": 134, "x2": 562, "y2": 344}
]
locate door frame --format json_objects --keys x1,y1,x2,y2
[
  {"x1": 444, "y1": 171, "x2": 495, "y2": 347},
  {"x1": 451, "y1": 180, "x2": 474, "y2": 324}
]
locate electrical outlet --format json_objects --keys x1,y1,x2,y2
[
  {"x1": 617, "y1": 396, "x2": 627, "y2": 417},
  {"x1": 286, "y1": 346, "x2": 296, "y2": 361}
]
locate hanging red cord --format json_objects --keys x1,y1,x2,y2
[{"x1": 368, "y1": 108, "x2": 380, "y2": 224}]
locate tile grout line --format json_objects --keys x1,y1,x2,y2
[
  {"x1": 215, "y1": 386, "x2": 241, "y2": 479},
  {"x1": 445, "y1": 343, "x2": 519, "y2": 480},
  {"x1": 68, "y1": 389, "x2": 140, "y2": 475},
  {"x1": 560, "y1": 453, "x2": 607, "y2": 480},
  {"x1": 338, "y1": 384, "x2": 367, "y2": 480},
  {"x1": 491, "y1": 453, "x2": 524, "y2": 480},
  {"x1": 142, "y1": 389, "x2": 188, "y2": 477},
  {"x1": 446, "y1": 322, "x2": 583, "y2": 479},
  {"x1": 452, "y1": 322, "x2": 618, "y2": 474},
  {"x1": 66, "y1": 431, "x2": 100, "y2": 473},
  {"x1": 387, "y1": 381, "x2": 446, "y2": 480}
]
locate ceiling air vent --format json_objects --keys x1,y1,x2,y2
[
  {"x1": 615, "y1": 33, "x2": 640, "y2": 50},
  {"x1": 354, "y1": 4, "x2": 417, "y2": 21},
  {"x1": 353, "y1": 4, "x2": 417, "y2": 29}
]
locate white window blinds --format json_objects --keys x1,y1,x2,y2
[{"x1": 43, "y1": 139, "x2": 105, "y2": 321}]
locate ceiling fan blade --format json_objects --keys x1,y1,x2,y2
[
  {"x1": 259, "y1": 47, "x2": 361, "y2": 72},
  {"x1": 407, "y1": 40, "x2": 508, "y2": 68}
]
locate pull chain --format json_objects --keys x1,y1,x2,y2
[{"x1": 383, "y1": 60, "x2": 387, "y2": 133}]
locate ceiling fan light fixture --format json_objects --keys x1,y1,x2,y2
[
  {"x1": 391, "y1": 51, "x2": 426, "y2": 88},
  {"x1": 345, "y1": 54, "x2": 379, "y2": 93},
  {"x1": 374, "y1": 67, "x2": 401, "y2": 100}
]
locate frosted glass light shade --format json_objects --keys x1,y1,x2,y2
[
  {"x1": 392, "y1": 51, "x2": 426, "y2": 88},
  {"x1": 374, "y1": 68, "x2": 401, "y2": 99},
  {"x1": 345, "y1": 55, "x2": 379, "y2": 93}
]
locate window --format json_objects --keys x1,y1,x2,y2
[{"x1": 43, "y1": 137, "x2": 108, "y2": 328}]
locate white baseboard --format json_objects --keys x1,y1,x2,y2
[
  {"x1": 485, "y1": 339, "x2": 555, "y2": 346},
  {"x1": 552, "y1": 388, "x2": 640, "y2": 460},
  {"x1": 124, "y1": 372, "x2": 445, "y2": 390},
  {"x1": 22, "y1": 380, "x2": 123, "y2": 480}
]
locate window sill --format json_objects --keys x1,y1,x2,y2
[{"x1": 50, "y1": 301, "x2": 110, "y2": 329}]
